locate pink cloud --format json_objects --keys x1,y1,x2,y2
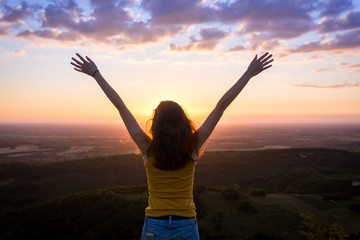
[
  {"x1": 341, "y1": 63, "x2": 360, "y2": 72},
  {"x1": 246, "y1": 34, "x2": 281, "y2": 51},
  {"x1": 227, "y1": 45, "x2": 246, "y2": 52},
  {"x1": 14, "y1": 49, "x2": 26, "y2": 56},
  {"x1": 292, "y1": 81, "x2": 360, "y2": 88},
  {"x1": 315, "y1": 67, "x2": 337, "y2": 72},
  {"x1": 0, "y1": 25, "x2": 8, "y2": 35},
  {"x1": 347, "y1": 63, "x2": 360, "y2": 70},
  {"x1": 313, "y1": 63, "x2": 360, "y2": 72}
]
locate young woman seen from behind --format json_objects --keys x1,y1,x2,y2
[{"x1": 71, "y1": 52, "x2": 273, "y2": 239}]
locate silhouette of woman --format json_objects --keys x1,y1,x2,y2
[{"x1": 71, "y1": 52, "x2": 273, "y2": 239}]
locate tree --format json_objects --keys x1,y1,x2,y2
[{"x1": 299, "y1": 211, "x2": 348, "y2": 240}]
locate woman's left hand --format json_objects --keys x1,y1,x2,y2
[
  {"x1": 246, "y1": 52, "x2": 273, "y2": 77},
  {"x1": 71, "y1": 53, "x2": 98, "y2": 77}
]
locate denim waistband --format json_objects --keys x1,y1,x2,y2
[{"x1": 147, "y1": 215, "x2": 194, "y2": 220}]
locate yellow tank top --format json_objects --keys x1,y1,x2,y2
[{"x1": 144, "y1": 155, "x2": 196, "y2": 217}]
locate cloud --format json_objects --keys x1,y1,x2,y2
[
  {"x1": 292, "y1": 29, "x2": 360, "y2": 53},
  {"x1": 341, "y1": 62, "x2": 360, "y2": 72},
  {"x1": 0, "y1": 0, "x2": 359, "y2": 53},
  {"x1": 292, "y1": 81, "x2": 360, "y2": 88},
  {"x1": 42, "y1": 0, "x2": 81, "y2": 29},
  {"x1": 14, "y1": 49, "x2": 26, "y2": 56},
  {"x1": 318, "y1": 11, "x2": 360, "y2": 33},
  {"x1": 141, "y1": 0, "x2": 214, "y2": 25},
  {"x1": 170, "y1": 27, "x2": 229, "y2": 51},
  {"x1": 227, "y1": 45, "x2": 246, "y2": 52},
  {"x1": 0, "y1": 47, "x2": 26, "y2": 56},
  {"x1": 314, "y1": 63, "x2": 360, "y2": 72},
  {"x1": 0, "y1": 1, "x2": 32, "y2": 22},
  {"x1": 315, "y1": 67, "x2": 337, "y2": 72},
  {"x1": 0, "y1": 25, "x2": 8, "y2": 35},
  {"x1": 17, "y1": 29, "x2": 57, "y2": 39},
  {"x1": 246, "y1": 33, "x2": 282, "y2": 51},
  {"x1": 239, "y1": 17, "x2": 313, "y2": 39},
  {"x1": 218, "y1": 0, "x2": 315, "y2": 40},
  {"x1": 320, "y1": 0, "x2": 353, "y2": 17},
  {"x1": 9, "y1": 0, "x2": 182, "y2": 47}
]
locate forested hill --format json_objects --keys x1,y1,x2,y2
[{"x1": 1, "y1": 148, "x2": 360, "y2": 239}]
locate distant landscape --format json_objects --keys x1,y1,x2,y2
[
  {"x1": 0, "y1": 123, "x2": 360, "y2": 239},
  {"x1": 1, "y1": 123, "x2": 359, "y2": 162}
]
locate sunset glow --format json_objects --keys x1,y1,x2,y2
[{"x1": 1, "y1": 0, "x2": 360, "y2": 126}]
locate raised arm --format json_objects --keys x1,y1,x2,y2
[
  {"x1": 196, "y1": 52, "x2": 273, "y2": 150},
  {"x1": 71, "y1": 53, "x2": 150, "y2": 155}
]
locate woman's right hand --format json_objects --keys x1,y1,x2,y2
[
  {"x1": 71, "y1": 53, "x2": 99, "y2": 77},
  {"x1": 246, "y1": 52, "x2": 273, "y2": 77}
]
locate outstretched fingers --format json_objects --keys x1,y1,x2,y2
[
  {"x1": 252, "y1": 54, "x2": 258, "y2": 62},
  {"x1": 71, "y1": 58, "x2": 82, "y2": 66},
  {"x1": 262, "y1": 64, "x2": 272, "y2": 71},
  {"x1": 261, "y1": 54, "x2": 272, "y2": 64},
  {"x1": 257, "y1": 52, "x2": 269, "y2": 62},
  {"x1": 263, "y1": 58, "x2": 274, "y2": 67},
  {"x1": 76, "y1": 53, "x2": 87, "y2": 63},
  {"x1": 71, "y1": 62, "x2": 82, "y2": 70},
  {"x1": 86, "y1": 56, "x2": 93, "y2": 63}
]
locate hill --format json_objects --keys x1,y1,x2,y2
[{"x1": 0, "y1": 149, "x2": 360, "y2": 239}]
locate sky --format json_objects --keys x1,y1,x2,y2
[{"x1": 0, "y1": 0, "x2": 359, "y2": 127}]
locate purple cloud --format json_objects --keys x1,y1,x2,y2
[
  {"x1": 141, "y1": 0, "x2": 214, "y2": 25},
  {"x1": 42, "y1": 0, "x2": 81, "y2": 29},
  {"x1": 244, "y1": 33, "x2": 281, "y2": 52},
  {"x1": 219, "y1": 0, "x2": 314, "y2": 38},
  {"x1": 0, "y1": 0, "x2": 359, "y2": 53},
  {"x1": 142, "y1": 0, "x2": 316, "y2": 41},
  {"x1": 240, "y1": 17, "x2": 313, "y2": 39},
  {"x1": 16, "y1": 29, "x2": 78, "y2": 41},
  {"x1": 10, "y1": 0, "x2": 182, "y2": 46},
  {"x1": 318, "y1": 11, "x2": 360, "y2": 33},
  {"x1": 0, "y1": 1, "x2": 31, "y2": 22},
  {"x1": 292, "y1": 29, "x2": 360, "y2": 53},
  {"x1": 320, "y1": 0, "x2": 353, "y2": 17},
  {"x1": 170, "y1": 27, "x2": 228, "y2": 51}
]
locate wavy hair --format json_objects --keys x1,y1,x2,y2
[{"x1": 147, "y1": 101, "x2": 198, "y2": 170}]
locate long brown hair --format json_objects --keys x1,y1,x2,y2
[{"x1": 147, "y1": 101, "x2": 198, "y2": 170}]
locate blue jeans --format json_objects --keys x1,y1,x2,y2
[{"x1": 141, "y1": 216, "x2": 200, "y2": 240}]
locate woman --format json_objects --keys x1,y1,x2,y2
[{"x1": 71, "y1": 52, "x2": 273, "y2": 239}]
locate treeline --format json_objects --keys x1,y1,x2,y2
[{"x1": 1, "y1": 149, "x2": 360, "y2": 213}]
